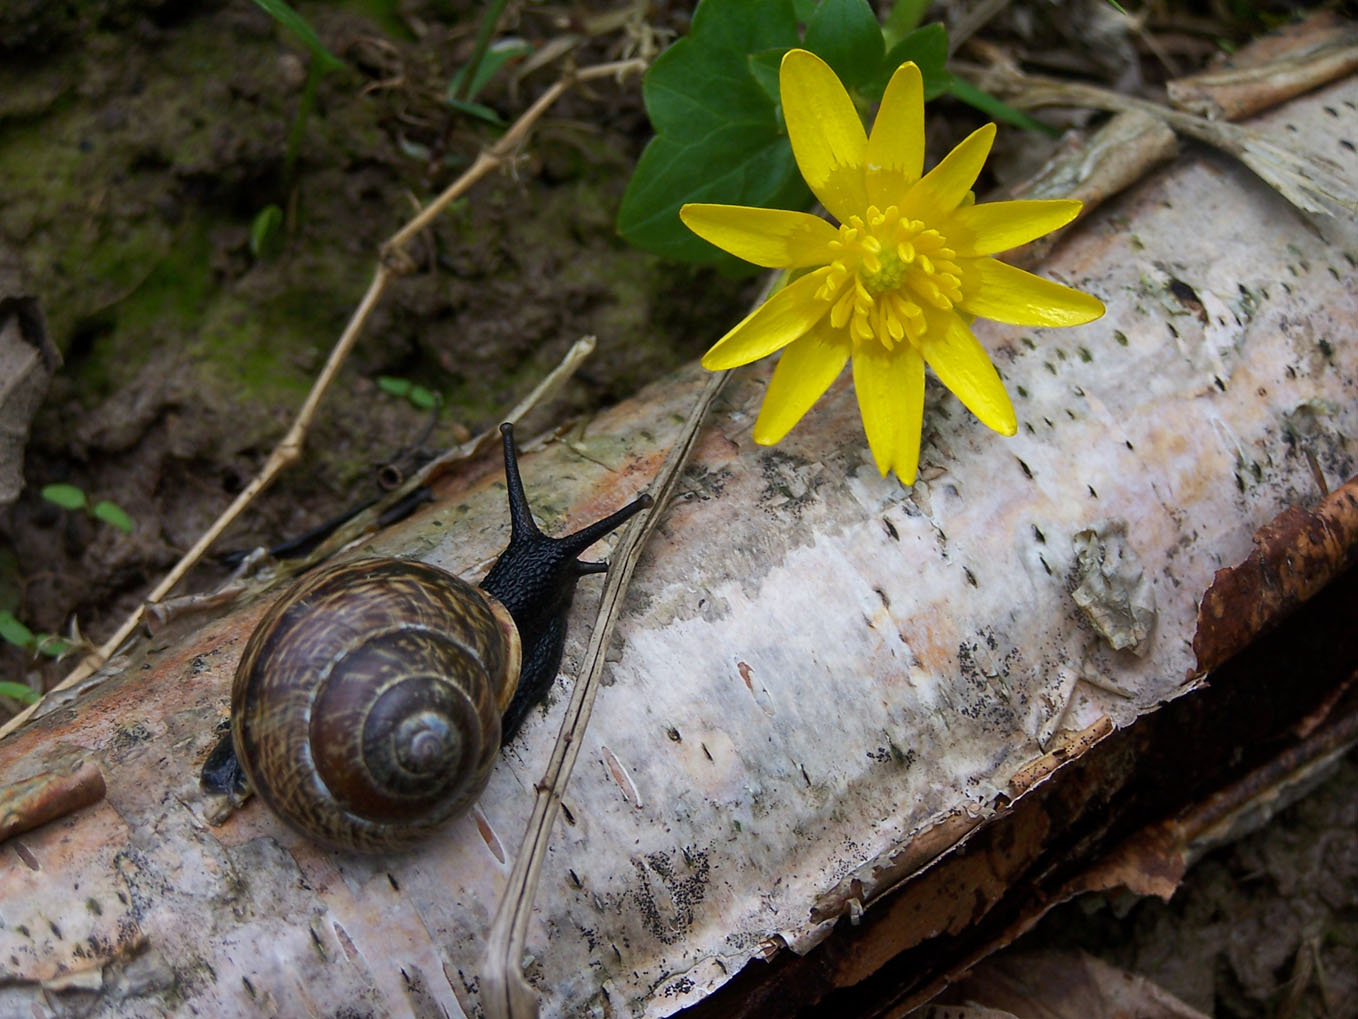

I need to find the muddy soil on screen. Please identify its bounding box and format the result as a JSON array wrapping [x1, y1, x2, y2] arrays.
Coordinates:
[[0, 0, 754, 684]]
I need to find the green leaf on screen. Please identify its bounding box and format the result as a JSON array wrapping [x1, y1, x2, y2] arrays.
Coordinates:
[[0, 681, 39, 704], [251, 0, 345, 72], [946, 76, 1061, 136], [92, 501, 134, 533], [250, 204, 284, 259], [446, 97, 504, 125], [747, 49, 785, 108], [869, 23, 951, 100], [794, 0, 818, 22], [447, 39, 532, 104], [620, 131, 810, 267], [803, 0, 885, 90], [0, 610, 34, 648], [618, 0, 803, 264], [882, 0, 930, 44], [377, 375, 412, 397], [33, 634, 71, 658], [407, 386, 439, 410], [41, 483, 86, 510]]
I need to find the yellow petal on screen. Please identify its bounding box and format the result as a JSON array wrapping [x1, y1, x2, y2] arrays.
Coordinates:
[[901, 123, 996, 219], [960, 257, 1106, 327], [752, 322, 850, 444], [701, 271, 830, 370], [945, 199, 1082, 257], [780, 49, 869, 224], [865, 61, 925, 209], [920, 311, 1016, 435], [680, 204, 839, 268], [852, 341, 925, 481]]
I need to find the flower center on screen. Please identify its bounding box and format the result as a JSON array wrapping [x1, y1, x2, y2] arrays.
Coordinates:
[[815, 205, 964, 351]]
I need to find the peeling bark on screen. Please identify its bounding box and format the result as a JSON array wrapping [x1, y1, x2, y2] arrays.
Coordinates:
[[0, 71, 1355, 1019]]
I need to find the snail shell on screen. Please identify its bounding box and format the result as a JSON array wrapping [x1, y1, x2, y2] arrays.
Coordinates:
[[231, 557, 521, 852]]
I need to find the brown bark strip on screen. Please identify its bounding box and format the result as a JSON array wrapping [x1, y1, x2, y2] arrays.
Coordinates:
[[0, 757, 105, 842], [1167, 11, 1358, 121], [1192, 475, 1358, 676]]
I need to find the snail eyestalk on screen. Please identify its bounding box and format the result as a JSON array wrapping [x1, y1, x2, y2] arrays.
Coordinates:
[[480, 422, 652, 741]]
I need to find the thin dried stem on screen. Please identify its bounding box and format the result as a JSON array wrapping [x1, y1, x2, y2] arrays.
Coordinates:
[[480, 275, 781, 1019], [970, 64, 1358, 218], [0, 58, 646, 741]]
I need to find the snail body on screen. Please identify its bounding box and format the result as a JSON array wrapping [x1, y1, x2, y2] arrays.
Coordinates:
[[202, 424, 650, 852]]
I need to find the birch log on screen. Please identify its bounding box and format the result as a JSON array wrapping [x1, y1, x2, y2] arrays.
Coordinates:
[[1, 75, 1356, 1019]]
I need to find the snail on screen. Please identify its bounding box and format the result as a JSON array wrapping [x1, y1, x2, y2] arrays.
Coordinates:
[[200, 423, 651, 852]]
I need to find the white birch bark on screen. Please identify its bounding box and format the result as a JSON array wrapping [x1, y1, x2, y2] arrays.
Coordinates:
[[1, 75, 1355, 1019]]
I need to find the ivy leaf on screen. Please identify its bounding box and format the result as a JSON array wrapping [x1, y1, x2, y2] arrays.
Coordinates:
[[41, 483, 86, 510], [617, 0, 805, 266], [93, 500, 134, 533], [803, 0, 884, 90], [868, 23, 951, 100]]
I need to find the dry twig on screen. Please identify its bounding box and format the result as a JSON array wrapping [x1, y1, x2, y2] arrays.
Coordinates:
[[0, 58, 646, 740], [966, 62, 1358, 218], [479, 274, 778, 1019]]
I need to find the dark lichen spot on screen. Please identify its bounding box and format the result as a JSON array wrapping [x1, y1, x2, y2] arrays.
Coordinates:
[[666, 726, 682, 743], [1318, 339, 1334, 360], [1017, 458, 1033, 480], [1016, 385, 1028, 398], [1032, 525, 1046, 544], [1078, 346, 1092, 363], [1214, 376, 1226, 392], [701, 743, 713, 762], [882, 517, 899, 541], [1113, 330, 1128, 346], [1087, 485, 1098, 498]]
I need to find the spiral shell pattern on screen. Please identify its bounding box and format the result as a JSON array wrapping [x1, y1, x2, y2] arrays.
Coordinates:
[[231, 558, 520, 851]]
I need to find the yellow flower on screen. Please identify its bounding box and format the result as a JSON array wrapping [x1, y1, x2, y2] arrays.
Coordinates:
[[681, 49, 1105, 482]]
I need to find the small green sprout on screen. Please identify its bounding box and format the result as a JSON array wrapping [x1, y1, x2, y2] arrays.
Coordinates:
[[0, 609, 71, 668], [41, 484, 134, 533], [249, 0, 347, 258], [377, 375, 441, 411]]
